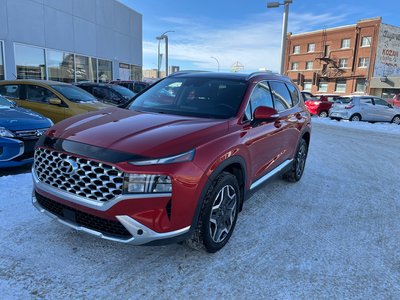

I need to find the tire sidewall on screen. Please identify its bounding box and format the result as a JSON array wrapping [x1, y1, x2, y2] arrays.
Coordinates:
[[201, 173, 240, 253], [294, 139, 308, 181]]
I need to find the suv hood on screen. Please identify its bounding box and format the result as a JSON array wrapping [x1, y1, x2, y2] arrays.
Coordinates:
[[47, 108, 229, 158], [0, 106, 51, 131]]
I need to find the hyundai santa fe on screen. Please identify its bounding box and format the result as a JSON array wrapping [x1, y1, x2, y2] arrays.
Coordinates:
[[32, 72, 311, 253]]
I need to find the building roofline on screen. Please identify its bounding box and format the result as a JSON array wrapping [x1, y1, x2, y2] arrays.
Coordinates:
[[290, 17, 382, 37]]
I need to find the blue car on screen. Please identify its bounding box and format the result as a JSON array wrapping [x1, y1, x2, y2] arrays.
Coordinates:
[[0, 95, 52, 168]]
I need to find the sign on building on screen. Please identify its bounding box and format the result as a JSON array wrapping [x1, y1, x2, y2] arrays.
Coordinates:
[[374, 23, 400, 77]]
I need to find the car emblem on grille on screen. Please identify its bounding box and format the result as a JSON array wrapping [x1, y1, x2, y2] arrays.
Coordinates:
[[35, 130, 45, 137], [57, 159, 78, 175]]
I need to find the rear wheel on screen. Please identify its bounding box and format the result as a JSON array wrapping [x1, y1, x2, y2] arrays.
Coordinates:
[[283, 138, 308, 182], [391, 115, 400, 125], [319, 110, 328, 118], [187, 172, 239, 253], [350, 114, 361, 122]]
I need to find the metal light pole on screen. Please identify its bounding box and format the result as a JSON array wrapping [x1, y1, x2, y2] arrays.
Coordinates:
[[267, 0, 292, 75], [211, 56, 220, 72], [156, 31, 174, 78]]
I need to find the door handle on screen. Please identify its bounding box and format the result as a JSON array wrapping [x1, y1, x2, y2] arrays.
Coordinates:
[[274, 120, 282, 128]]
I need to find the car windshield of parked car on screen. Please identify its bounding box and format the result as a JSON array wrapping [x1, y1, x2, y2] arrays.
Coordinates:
[[128, 77, 248, 119], [0, 95, 12, 108], [50, 85, 98, 103], [111, 85, 136, 99]]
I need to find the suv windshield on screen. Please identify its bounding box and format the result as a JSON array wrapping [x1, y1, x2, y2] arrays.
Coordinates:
[[51, 85, 97, 103], [128, 77, 248, 119], [0, 95, 12, 108], [111, 85, 136, 98]]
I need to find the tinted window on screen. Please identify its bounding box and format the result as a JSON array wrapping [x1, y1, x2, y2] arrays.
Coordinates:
[[269, 81, 292, 111], [51, 85, 97, 103], [373, 98, 389, 106], [111, 85, 135, 98], [0, 85, 20, 98], [360, 98, 373, 104], [286, 83, 300, 105], [26, 85, 56, 103], [245, 81, 273, 121], [129, 77, 248, 119]]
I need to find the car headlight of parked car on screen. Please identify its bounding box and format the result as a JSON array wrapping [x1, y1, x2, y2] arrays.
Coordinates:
[[0, 127, 15, 137], [129, 149, 195, 166], [123, 174, 172, 194]]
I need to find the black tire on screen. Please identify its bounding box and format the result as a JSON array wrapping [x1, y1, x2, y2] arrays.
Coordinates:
[[350, 114, 361, 122], [283, 138, 308, 182], [391, 115, 400, 125], [330, 117, 340, 121], [319, 110, 328, 118], [187, 172, 240, 253]]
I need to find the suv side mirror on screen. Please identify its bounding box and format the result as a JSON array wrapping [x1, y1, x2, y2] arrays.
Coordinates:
[[49, 98, 62, 105], [253, 106, 279, 121]]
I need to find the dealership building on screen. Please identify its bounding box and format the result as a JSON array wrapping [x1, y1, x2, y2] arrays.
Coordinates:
[[284, 17, 400, 99], [0, 0, 142, 83]]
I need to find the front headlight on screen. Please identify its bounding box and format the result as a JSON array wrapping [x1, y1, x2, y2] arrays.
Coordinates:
[[129, 149, 195, 166], [123, 174, 172, 194], [0, 127, 15, 138]]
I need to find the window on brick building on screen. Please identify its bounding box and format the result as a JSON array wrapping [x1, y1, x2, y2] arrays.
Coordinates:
[[305, 61, 313, 70], [339, 58, 348, 68], [341, 39, 351, 49], [361, 36, 372, 47], [291, 62, 298, 70], [318, 80, 328, 92], [303, 81, 312, 91], [358, 57, 369, 68], [335, 80, 347, 92], [307, 43, 315, 52], [293, 45, 300, 54], [355, 79, 366, 92]]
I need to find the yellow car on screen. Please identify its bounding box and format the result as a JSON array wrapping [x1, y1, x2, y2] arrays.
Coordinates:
[[0, 80, 111, 123]]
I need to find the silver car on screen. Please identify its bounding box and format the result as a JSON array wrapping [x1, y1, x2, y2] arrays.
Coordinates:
[[329, 95, 400, 124]]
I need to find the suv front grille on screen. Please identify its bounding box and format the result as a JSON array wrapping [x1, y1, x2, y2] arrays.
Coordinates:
[[34, 148, 124, 203], [35, 192, 132, 238]]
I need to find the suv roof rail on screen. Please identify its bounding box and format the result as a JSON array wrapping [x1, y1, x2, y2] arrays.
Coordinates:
[[247, 71, 281, 80], [169, 70, 209, 77]]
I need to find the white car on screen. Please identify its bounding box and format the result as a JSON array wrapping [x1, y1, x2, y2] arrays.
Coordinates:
[[329, 95, 400, 124]]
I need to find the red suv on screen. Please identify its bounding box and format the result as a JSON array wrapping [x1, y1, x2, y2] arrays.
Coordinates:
[[387, 94, 400, 108], [32, 72, 311, 252], [303, 93, 338, 117]]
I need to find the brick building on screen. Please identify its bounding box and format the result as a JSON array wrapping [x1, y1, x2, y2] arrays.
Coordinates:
[[284, 17, 400, 99]]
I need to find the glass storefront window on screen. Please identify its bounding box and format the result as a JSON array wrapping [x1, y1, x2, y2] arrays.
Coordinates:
[[76, 55, 97, 82], [47, 49, 75, 83], [131, 65, 142, 81], [15, 44, 46, 80], [0, 41, 4, 80], [98, 59, 112, 82]]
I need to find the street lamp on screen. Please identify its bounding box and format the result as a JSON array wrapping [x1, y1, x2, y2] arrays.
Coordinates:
[[156, 31, 174, 78], [210, 56, 220, 72], [267, 0, 293, 75]]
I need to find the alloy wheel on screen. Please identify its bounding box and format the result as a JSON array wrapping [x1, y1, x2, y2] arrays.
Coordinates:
[[393, 116, 400, 125], [209, 185, 237, 243], [295, 143, 307, 178]]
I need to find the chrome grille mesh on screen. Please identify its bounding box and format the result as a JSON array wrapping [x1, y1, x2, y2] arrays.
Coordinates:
[[34, 148, 124, 202]]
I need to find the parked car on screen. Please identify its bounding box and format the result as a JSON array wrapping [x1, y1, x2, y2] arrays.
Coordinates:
[[303, 93, 342, 117], [0, 95, 52, 168], [301, 91, 319, 101], [76, 82, 136, 106], [387, 93, 400, 108], [109, 80, 150, 94], [329, 95, 400, 124], [0, 80, 111, 123], [32, 71, 311, 253]]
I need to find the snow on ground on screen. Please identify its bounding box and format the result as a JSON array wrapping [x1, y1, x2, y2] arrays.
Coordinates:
[[312, 116, 400, 135], [0, 120, 400, 298]]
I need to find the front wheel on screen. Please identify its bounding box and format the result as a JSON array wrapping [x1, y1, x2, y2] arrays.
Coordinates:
[[283, 138, 308, 182], [188, 172, 240, 253]]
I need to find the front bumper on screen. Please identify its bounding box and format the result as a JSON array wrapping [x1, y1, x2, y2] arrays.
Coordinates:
[[32, 190, 191, 245]]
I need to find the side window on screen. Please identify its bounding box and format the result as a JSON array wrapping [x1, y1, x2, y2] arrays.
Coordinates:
[[373, 98, 389, 106], [360, 98, 373, 104], [244, 81, 273, 121], [269, 81, 292, 112], [285, 83, 300, 106], [26, 85, 56, 103], [92, 87, 108, 99], [0, 85, 20, 98]]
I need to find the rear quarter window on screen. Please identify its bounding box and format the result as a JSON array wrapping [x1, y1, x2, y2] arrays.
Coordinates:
[[0, 84, 20, 98]]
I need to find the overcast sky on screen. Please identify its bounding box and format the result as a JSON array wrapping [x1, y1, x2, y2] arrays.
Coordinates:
[[120, 0, 399, 72]]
